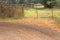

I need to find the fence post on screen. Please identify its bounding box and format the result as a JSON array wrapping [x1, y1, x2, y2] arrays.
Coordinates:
[[22, 4, 24, 18], [36, 5, 38, 18]]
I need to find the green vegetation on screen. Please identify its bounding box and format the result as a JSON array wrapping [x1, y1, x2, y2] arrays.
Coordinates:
[[55, 18, 60, 25], [2, 0, 57, 7], [24, 8, 60, 25], [24, 8, 60, 18]]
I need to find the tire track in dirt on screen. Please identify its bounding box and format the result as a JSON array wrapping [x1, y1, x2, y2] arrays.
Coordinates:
[[0, 22, 60, 40]]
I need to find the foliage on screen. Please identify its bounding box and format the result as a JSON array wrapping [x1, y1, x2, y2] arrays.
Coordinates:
[[0, 0, 58, 8]]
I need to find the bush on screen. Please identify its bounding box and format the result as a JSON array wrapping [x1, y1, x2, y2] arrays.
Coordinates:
[[0, 2, 24, 18]]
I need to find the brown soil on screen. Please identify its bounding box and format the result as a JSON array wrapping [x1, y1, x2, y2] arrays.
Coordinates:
[[0, 18, 60, 32], [0, 18, 60, 40]]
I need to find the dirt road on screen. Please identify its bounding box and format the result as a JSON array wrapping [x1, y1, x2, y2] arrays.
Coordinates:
[[0, 22, 60, 40]]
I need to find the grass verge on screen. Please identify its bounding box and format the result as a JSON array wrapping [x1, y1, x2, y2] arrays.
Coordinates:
[[54, 17, 60, 26]]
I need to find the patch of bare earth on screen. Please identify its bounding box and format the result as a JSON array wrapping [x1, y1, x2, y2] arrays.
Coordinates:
[[0, 18, 60, 32], [0, 18, 60, 40], [0, 23, 58, 40]]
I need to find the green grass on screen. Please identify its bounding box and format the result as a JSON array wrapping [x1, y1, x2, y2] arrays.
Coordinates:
[[0, 17, 22, 20], [24, 8, 36, 17], [55, 17, 60, 25], [24, 8, 60, 25], [24, 8, 60, 18]]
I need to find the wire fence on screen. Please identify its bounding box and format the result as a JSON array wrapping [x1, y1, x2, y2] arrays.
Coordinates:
[[0, 2, 60, 19]]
